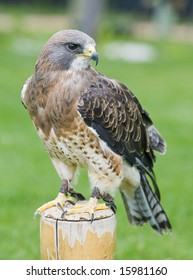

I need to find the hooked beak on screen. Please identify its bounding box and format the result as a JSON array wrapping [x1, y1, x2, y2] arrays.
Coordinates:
[[90, 51, 99, 66], [82, 46, 99, 66]]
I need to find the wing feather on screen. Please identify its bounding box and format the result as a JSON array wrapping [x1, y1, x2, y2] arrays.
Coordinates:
[[78, 76, 154, 169]]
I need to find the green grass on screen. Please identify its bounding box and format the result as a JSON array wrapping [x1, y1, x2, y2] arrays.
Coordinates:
[[0, 27, 193, 260]]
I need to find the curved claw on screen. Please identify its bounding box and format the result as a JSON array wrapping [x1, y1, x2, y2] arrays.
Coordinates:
[[57, 200, 76, 219], [65, 199, 76, 206], [105, 202, 117, 214], [61, 210, 68, 219], [57, 202, 67, 218], [90, 213, 95, 223], [57, 202, 64, 210]]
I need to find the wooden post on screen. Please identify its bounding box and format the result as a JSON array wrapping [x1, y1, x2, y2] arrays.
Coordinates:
[[40, 203, 116, 260]]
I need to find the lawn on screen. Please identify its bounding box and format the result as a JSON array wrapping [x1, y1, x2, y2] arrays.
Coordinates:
[[0, 17, 193, 259]]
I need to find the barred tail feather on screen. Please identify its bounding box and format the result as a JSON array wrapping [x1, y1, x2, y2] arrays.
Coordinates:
[[120, 190, 147, 226], [137, 173, 171, 234], [120, 174, 172, 234]]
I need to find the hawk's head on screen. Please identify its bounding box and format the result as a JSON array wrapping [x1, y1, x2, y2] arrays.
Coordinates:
[[36, 29, 98, 71]]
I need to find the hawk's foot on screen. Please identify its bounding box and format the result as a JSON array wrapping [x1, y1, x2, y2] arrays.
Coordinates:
[[34, 192, 76, 217], [34, 179, 84, 217], [60, 197, 109, 222], [60, 187, 116, 222], [92, 186, 117, 214]]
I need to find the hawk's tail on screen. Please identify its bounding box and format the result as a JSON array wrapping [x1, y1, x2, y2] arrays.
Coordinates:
[[120, 173, 172, 235]]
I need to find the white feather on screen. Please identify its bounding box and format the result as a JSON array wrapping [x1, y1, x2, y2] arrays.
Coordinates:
[[123, 163, 140, 187], [21, 76, 32, 104], [70, 56, 90, 71]]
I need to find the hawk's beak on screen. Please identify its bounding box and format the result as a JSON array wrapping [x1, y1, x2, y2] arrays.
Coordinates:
[[84, 46, 99, 66], [90, 51, 99, 66]]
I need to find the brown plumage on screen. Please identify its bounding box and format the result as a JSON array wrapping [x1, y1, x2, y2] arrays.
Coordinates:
[[22, 30, 171, 234]]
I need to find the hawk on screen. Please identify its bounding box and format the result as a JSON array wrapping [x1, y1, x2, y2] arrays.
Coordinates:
[[22, 30, 171, 234]]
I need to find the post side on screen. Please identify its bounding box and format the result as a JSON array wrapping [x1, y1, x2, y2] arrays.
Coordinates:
[[40, 205, 116, 260]]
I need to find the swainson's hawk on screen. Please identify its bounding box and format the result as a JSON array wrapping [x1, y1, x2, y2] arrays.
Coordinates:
[[22, 30, 171, 234]]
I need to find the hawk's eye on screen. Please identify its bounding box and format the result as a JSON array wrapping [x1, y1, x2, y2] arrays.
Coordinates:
[[67, 43, 79, 51]]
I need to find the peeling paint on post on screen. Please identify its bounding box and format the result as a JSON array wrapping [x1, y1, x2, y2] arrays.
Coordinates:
[[40, 205, 116, 260]]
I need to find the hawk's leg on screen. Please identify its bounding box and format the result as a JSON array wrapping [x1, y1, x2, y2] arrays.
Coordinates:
[[34, 179, 82, 217], [102, 193, 117, 214], [91, 187, 117, 216], [60, 187, 115, 222]]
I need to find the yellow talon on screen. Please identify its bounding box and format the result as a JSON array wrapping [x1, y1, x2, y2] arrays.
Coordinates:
[[64, 197, 109, 216], [34, 192, 76, 217]]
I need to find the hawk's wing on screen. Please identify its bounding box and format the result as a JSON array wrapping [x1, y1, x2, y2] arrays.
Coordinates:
[[78, 74, 162, 198]]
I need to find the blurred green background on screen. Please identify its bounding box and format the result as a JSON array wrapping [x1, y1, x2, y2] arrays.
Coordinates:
[[0, 0, 193, 260]]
